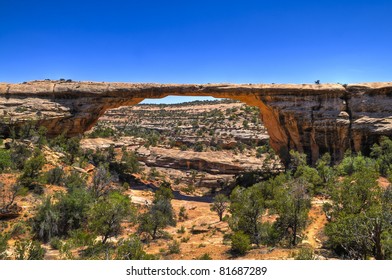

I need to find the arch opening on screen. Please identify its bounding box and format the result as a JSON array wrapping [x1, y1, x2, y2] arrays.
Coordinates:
[[82, 96, 282, 191]]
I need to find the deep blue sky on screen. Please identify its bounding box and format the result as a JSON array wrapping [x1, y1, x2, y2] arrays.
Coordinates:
[[1, 1, 391, 103]]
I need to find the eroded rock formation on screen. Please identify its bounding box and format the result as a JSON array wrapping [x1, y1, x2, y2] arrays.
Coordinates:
[[0, 80, 391, 164]]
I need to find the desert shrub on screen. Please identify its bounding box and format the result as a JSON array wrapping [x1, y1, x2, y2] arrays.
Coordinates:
[[370, 136, 392, 177], [337, 151, 376, 176], [180, 236, 190, 243], [64, 137, 81, 164], [122, 182, 130, 190], [231, 231, 251, 255], [54, 188, 93, 237], [49, 134, 81, 164], [177, 225, 186, 234], [315, 153, 335, 186], [148, 167, 160, 180], [167, 240, 181, 254], [36, 126, 48, 148], [17, 121, 37, 140], [10, 142, 32, 170], [178, 206, 188, 221], [79, 241, 109, 260], [0, 233, 10, 260], [50, 237, 62, 250], [242, 120, 249, 129], [294, 247, 315, 260], [64, 171, 87, 190], [180, 145, 188, 151], [32, 188, 92, 241], [145, 131, 160, 147], [289, 150, 307, 172], [182, 184, 195, 194], [0, 148, 11, 172], [256, 146, 267, 158], [119, 149, 140, 174], [293, 165, 322, 195], [18, 149, 45, 189], [89, 125, 116, 138], [68, 229, 96, 247], [115, 235, 156, 260], [197, 253, 212, 260], [44, 167, 65, 185], [193, 142, 205, 152], [14, 240, 46, 260], [31, 197, 60, 242], [10, 221, 28, 238], [58, 240, 74, 260]]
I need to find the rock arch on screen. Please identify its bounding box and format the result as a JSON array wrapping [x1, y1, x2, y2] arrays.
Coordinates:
[[1, 81, 391, 164]]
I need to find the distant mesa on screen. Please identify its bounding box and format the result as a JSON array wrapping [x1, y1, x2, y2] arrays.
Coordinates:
[[1, 80, 391, 164]]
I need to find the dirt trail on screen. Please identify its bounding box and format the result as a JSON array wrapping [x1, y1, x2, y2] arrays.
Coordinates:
[[304, 197, 328, 248]]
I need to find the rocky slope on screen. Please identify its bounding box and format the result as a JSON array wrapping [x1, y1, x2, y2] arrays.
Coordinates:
[[81, 101, 272, 189], [1, 80, 391, 163]]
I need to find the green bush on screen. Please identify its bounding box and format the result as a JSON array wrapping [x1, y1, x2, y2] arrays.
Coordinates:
[[10, 142, 32, 170], [55, 188, 93, 237], [120, 149, 140, 173], [337, 152, 376, 176], [178, 206, 188, 221], [14, 240, 46, 260], [89, 125, 116, 138], [68, 229, 95, 247], [325, 169, 392, 259], [10, 221, 27, 238], [115, 236, 156, 260], [294, 247, 315, 260], [32, 188, 92, 242], [177, 225, 186, 234], [44, 167, 65, 185], [167, 240, 181, 254], [18, 149, 45, 188], [31, 197, 60, 242], [180, 145, 188, 151], [229, 185, 265, 245], [0, 149, 11, 172], [193, 142, 205, 152], [197, 253, 212, 260], [231, 231, 251, 255], [64, 171, 87, 190], [0, 233, 10, 260], [50, 237, 62, 250], [371, 136, 392, 177]]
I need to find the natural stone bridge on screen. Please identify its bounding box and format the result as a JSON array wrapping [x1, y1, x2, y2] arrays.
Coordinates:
[[1, 81, 391, 164]]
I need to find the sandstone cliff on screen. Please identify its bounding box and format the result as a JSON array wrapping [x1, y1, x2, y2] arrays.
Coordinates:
[[0, 80, 391, 164]]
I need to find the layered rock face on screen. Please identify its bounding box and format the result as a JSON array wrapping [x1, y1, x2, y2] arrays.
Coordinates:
[[0, 81, 391, 163]]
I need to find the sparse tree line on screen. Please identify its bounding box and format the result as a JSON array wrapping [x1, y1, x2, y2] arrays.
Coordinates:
[[89, 102, 264, 154]]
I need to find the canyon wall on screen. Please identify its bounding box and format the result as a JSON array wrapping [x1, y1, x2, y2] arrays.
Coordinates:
[[0, 81, 391, 164]]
